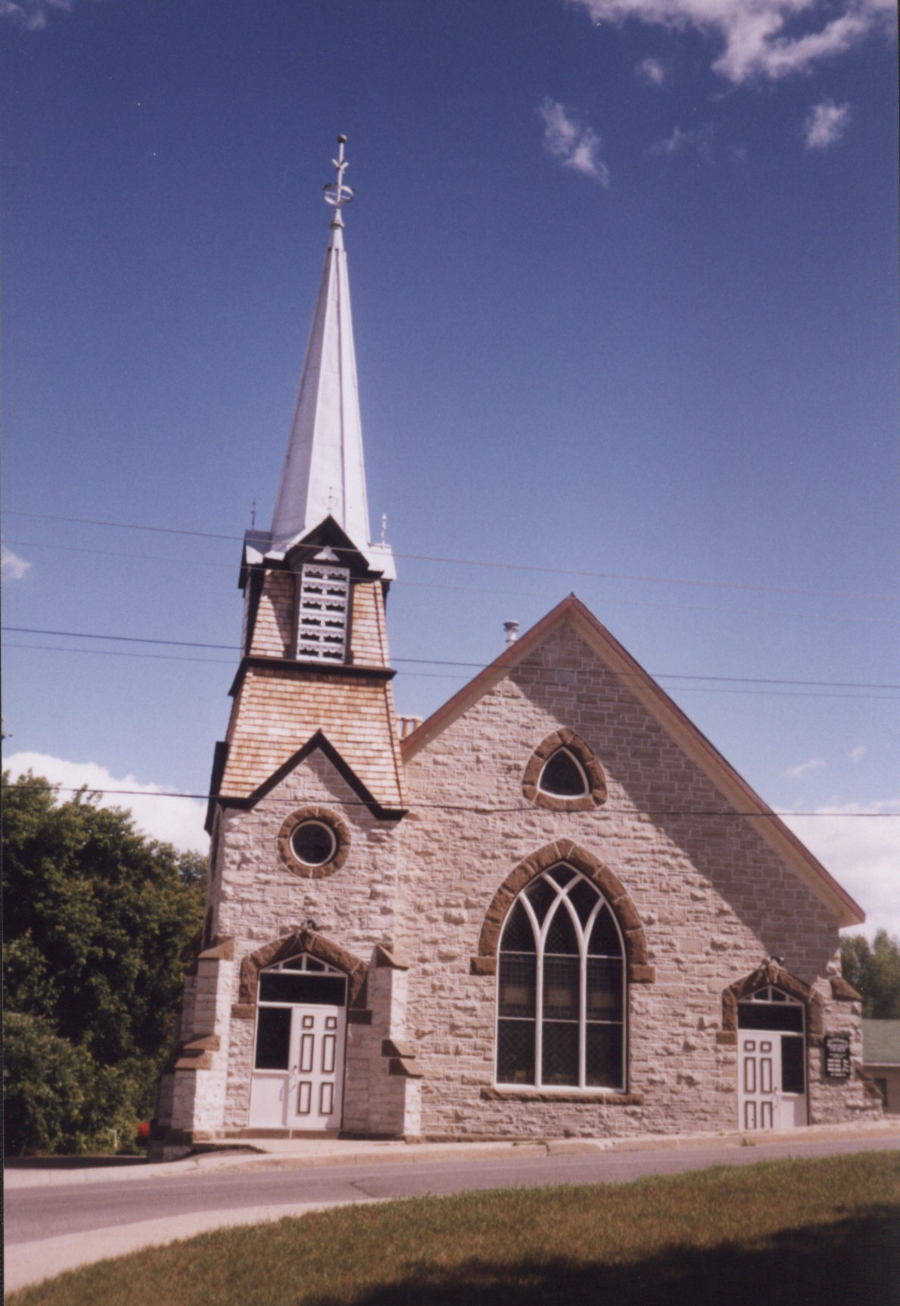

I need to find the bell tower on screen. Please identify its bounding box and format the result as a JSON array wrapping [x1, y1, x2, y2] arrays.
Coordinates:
[[212, 135, 404, 825], [157, 139, 413, 1152]]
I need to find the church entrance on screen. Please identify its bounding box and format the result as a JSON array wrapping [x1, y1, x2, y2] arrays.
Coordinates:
[[249, 954, 347, 1131], [737, 985, 807, 1130]]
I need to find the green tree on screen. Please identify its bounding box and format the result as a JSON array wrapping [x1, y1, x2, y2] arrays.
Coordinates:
[[840, 930, 900, 1019], [2, 772, 205, 1153]]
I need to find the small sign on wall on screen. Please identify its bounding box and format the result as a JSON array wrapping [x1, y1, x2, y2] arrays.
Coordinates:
[[824, 1033, 852, 1079]]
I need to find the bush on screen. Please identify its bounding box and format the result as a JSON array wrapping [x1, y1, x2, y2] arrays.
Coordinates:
[[2, 772, 205, 1153], [3, 1013, 138, 1154]]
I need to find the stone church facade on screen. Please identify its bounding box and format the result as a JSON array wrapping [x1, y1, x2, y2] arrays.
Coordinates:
[[154, 142, 880, 1153]]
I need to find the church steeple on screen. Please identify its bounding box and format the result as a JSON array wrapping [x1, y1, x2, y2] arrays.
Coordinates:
[[270, 137, 374, 561]]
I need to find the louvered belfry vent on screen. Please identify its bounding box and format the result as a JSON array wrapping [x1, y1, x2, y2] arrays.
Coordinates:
[[297, 563, 350, 662]]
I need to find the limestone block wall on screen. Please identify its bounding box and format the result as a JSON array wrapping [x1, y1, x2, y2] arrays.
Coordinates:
[[397, 623, 876, 1139], [191, 747, 408, 1135], [190, 955, 236, 1134], [342, 965, 415, 1136]]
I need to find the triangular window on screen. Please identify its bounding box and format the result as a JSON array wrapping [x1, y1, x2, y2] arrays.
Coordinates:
[[539, 749, 588, 798], [522, 729, 607, 810]]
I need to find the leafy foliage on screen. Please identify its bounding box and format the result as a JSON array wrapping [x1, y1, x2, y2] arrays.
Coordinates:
[[2, 772, 205, 1153], [840, 930, 900, 1019]]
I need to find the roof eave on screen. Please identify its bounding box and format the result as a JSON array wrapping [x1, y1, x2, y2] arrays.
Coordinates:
[[401, 594, 865, 928]]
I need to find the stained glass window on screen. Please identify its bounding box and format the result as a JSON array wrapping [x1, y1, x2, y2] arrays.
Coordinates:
[[496, 868, 625, 1090]]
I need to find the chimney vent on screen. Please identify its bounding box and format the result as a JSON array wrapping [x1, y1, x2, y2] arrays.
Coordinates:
[[504, 620, 519, 647]]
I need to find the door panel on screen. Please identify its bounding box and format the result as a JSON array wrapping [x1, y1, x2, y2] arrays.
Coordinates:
[[250, 1002, 346, 1130], [739, 1031, 805, 1130]]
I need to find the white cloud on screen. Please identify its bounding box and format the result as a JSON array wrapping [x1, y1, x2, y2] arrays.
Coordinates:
[[636, 55, 666, 85], [0, 0, 73, 30], [804, 98, 851, 149], [3, 751, 208, 852], [538, 98, 611, 186], [572, 1, 895, 84], [850, 745, 866, 765], [1, 546, 31, 580], [649, 123, 713, 159], [785, 757, 826, 779], [782, 800, 900, 940]]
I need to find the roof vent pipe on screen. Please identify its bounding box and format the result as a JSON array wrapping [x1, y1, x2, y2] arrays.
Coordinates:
[[504, 620, 519, 647]]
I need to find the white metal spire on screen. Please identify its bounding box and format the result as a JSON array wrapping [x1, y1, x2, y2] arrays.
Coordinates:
[[270, 136, 374, 559]]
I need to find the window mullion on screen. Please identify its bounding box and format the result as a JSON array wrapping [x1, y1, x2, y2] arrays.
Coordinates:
[[579, 929, 587, 1089], [535, 933, 544, 1088]]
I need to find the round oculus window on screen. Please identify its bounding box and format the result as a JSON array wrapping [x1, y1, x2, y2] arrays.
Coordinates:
[[278, 807, 349, 877], [290, 820, 337, 867]]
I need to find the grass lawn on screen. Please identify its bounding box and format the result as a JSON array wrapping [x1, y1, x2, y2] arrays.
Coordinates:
[[8, 1152, 899, 1306]]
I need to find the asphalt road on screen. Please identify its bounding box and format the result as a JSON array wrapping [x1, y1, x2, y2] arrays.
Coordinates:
[[7, 1133, 899, 1246]]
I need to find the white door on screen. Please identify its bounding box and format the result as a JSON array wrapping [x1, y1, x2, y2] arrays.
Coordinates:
[[739, 1031, 806, 1130], [250, 1003, 346, 1130]]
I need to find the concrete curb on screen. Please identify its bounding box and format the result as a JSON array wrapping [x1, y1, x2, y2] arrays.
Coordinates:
[[6, 1119, 898, 1188]]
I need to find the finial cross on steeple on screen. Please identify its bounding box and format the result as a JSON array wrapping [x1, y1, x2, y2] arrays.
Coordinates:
[[323, 134, 353, 224]]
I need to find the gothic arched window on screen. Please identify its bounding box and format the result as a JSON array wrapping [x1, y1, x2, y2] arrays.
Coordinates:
[[496, 866, 625, 1090]]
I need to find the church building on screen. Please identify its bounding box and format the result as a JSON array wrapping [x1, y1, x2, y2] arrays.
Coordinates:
[[155, 140, 880, 1152]]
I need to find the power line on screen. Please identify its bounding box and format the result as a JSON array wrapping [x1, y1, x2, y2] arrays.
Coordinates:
[[5, 539, 234, 570], [8, 537, 897, 629], [5, 625, 238, 651], [5, 641, 898, 700], [5, 625, 899, 692], [2, 642, 235, 666], [2, 780, 897, 818], [6, 508, 898, 603]]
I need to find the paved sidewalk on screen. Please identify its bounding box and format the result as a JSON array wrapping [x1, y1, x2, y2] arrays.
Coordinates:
[[6, 1117, 898, 1189], [5, 1120, 898, 1296]]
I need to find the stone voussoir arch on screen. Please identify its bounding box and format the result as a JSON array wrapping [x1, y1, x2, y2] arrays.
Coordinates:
[[522, 728, 607, 812], [719, 958, 822, 1047], [472, 840, 654, 983], [233, 927, 368, 1018]]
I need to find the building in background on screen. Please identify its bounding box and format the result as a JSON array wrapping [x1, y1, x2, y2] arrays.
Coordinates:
[[154, 141, 881, 1153], [862, 1019, 900, 1113]]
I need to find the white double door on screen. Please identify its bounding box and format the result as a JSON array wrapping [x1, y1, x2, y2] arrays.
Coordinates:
[[250, 1003, 346, 1130], [739, 1031, 806, 1130]]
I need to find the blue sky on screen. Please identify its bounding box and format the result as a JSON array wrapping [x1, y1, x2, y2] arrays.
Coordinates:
[[2, 0, 897, 935]]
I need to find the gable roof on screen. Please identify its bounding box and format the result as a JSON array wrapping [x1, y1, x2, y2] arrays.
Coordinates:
[[219, 663, 406, 814], [240, 730, 406, 821], [401, 594, 864, 928]]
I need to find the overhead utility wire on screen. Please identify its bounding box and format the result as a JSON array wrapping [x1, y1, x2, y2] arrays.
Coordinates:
[[2, 780, 897, 819], [6, 509, 897, 603], [5, 641, 897, 699], [5, 625, 899, 692], [7, 538, 897, 629]]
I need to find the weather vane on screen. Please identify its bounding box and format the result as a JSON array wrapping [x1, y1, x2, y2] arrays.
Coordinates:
[[323, 134, 353, 221]]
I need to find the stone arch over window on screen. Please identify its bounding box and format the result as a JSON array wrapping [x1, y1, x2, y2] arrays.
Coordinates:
[[522, 729, 607, 811], [233, 928, 368, 1018], [473, 841, 654, 984], [495, 864, 626, 1090], [719, 958, 823, 1047]]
